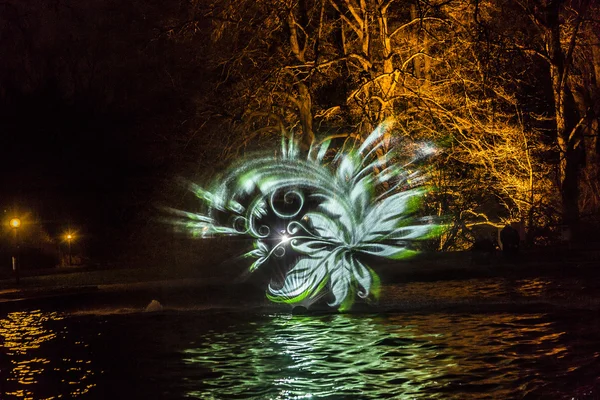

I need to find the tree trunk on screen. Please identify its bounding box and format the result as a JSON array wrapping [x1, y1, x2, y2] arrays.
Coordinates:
[[288, 5, 315, 149], [544, 0, 586, 237], [297, 82, 315, 149]]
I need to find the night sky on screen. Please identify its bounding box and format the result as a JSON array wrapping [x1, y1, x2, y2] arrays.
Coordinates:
[[0, 0, 202, 259], [0, 89, 154, 258]]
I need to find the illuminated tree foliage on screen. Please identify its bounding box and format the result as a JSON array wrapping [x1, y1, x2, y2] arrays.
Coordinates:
[[165, 0, 592, 247], [493, 0, 600, 236]]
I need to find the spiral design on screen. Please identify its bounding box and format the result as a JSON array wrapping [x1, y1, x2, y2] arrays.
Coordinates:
[[171, 119, 439, 311], [270, 189, 305, 219]]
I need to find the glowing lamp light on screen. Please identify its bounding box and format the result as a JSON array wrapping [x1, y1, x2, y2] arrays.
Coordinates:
[[9, 218, 21, 229], [64, 232, 75, 243], [64, 231, 75, 266]]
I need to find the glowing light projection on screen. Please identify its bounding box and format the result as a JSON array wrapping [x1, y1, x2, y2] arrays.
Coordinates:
[[168, 121, 439, 310]]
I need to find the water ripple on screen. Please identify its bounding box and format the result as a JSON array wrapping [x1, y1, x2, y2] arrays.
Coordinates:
[[1, 278, 600, 399]]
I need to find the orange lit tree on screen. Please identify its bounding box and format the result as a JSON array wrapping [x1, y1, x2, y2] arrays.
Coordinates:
[[165, 0, 597, 247], [489, 0, 600, 238]]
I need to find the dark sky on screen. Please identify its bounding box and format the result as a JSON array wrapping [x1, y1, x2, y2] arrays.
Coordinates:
[[0, 0, 237, 259], [0, 90, 147, 254], [0, 0, 198, 257]]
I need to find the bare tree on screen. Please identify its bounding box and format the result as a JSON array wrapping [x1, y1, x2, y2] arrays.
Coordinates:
[[169, 0, 585, 247], [502, 0, 599, 237]]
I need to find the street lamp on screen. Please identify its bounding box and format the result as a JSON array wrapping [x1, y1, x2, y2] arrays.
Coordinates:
[[10, 218, 21, 229], [9, 217, 21, 284], [65, 233, 74, 266]]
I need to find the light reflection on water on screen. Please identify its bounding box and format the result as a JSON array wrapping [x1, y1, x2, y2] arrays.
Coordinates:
[[385, 277, 556, 301], [0, 310, 96, 398], [184, 313, 456, 399], [0, 277, 600, 399], [181, 312, 598, 399]]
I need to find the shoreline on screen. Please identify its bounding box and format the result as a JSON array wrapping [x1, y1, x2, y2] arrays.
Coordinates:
[[1, 247, 599, 311]]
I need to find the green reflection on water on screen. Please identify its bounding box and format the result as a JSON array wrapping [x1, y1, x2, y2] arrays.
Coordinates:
[[183, 314, 455, 399]]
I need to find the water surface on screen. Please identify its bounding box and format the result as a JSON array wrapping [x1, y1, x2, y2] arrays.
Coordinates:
[[1, 276, 600, 399]]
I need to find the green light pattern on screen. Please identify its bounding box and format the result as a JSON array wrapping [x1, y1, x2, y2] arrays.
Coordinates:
[[182, 313, 454, 399], [169, 120, 439, 310]]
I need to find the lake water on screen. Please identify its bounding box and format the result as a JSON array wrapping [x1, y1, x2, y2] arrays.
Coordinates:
[[1, 274, 600, 399]]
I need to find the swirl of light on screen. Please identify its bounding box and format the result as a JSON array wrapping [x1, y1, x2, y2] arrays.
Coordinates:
[[270, 189, 305, 219], [167, 119, 440, 311]]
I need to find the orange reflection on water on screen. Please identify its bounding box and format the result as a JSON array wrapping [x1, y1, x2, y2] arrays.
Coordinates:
[[0, 310, 60, 398], [0, 311, 61, 355], [0, 310, 96, 398], [514, 278, 551, 297]]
